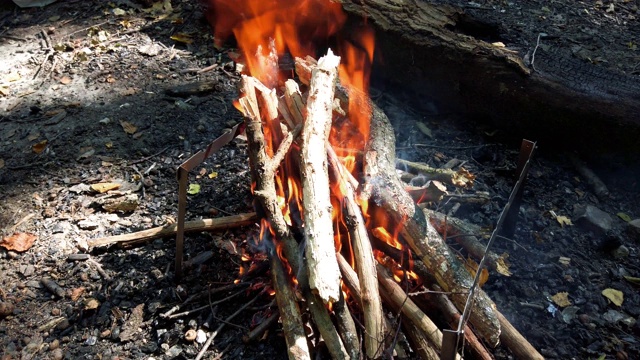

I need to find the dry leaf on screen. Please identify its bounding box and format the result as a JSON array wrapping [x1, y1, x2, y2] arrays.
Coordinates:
[[70, 287, 86, 301], [556, 215, 572, 227], [558, 257, 571, 266], [208, 171, 218, 179], [170, 33, 194, 44], [59, 76, 72, 85], [0, 159, 4, 169], [416, 122, 433, 138], [551, 292, 572, 307], [623, 276, 640, 285], [91, 182, 121, 193], [0, 232, 37, 252], [495, 253, 512, 276], [602, 288, 624, 306], [84, 298, 100, 310], [32, 140, 48, 154], [463, 257, 489, 287], [617, 212, 631, 222], [5, 72, 21, 82], [119, 120, 138, 134]]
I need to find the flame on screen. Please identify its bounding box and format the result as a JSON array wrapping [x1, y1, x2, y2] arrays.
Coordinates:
[[209, 0, 422, 301], [208, 0, 345, 86]]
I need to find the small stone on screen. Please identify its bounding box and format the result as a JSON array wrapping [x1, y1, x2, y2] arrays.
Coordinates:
[[51, 308, 61, 316], [150, 268, 164, 281], [100, 329, 111, 338], [49, 339, 60, 350], [166, 345, 182, 357], [78, 219, 100, 230], [627, 219, 640, 241], [195, 329, 207, 344], [6, 251, 19, 259], [50, 348, 64, 360], [0, 302, 15, 317], [56, 319, 71, 330], [574, 204, 613, 234], [612, 245, 630, 259]]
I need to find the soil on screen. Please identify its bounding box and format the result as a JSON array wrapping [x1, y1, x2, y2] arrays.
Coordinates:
[[0, 1, 639, 360]]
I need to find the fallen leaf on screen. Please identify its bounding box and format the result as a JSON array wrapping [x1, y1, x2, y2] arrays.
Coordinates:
[[623, 276, 640, 285], [119, 120, 138, 134], [170, 33, 194, 44], [187, 184, 201, 195], [602, 288, 624, 306], [556, 215, 573, 227], [199, 168, 207, 176], [70, 287, 86, 301], [551, 292, 572, 307], [32, 140, 48, 154], [105, 142, 113, 149], [0, 233, 37, 252], [59, 76, 72, 85], [84, 298, 100, 310], [416, 122, 433, 138], [91, 182, 121, 193], [5, 72, 21, 82], [558, 256, 571, 266], [0, 159, 4, 169], [463, 257, 489, 287], [617, 212, 631, 222], [208, 171, 218, 179], [495, 252, 511, 276]]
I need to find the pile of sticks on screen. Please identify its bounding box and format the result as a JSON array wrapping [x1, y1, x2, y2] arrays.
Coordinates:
[[237, 43, 543, 360]]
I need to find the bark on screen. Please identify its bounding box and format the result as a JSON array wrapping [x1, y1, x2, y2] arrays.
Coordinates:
[[339, 0, 640, 152]]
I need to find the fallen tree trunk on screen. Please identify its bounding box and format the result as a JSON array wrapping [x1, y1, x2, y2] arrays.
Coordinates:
[[339, 0, 640, 153]]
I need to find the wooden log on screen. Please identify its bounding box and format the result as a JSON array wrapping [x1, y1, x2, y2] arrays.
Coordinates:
[[328, 146, 385, 359], [425, 285, 494, 360], [333, 290, 361, 360], [299, 50, 343, 306], [360, 103, 501, 347], [424, 209, 511, 276], [396, 159, 474, 188], [88, 213, 257, 248], [376, 263, 460, 360], [270, 252, 311, 360], [400, 316, 440, 360], [240, 76, 348, 360], [339, 0, 640, 153]]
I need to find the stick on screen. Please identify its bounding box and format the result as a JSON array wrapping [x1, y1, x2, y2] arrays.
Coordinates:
[[88, 213, 257, 247], [328, 146, 385, 358], [242, 309, 280, 343], [376, 264, 460, 359], [194, 290, 264, 360], [299, 49, 342, 305], [240, 76, 348, 360], [395, 158, 475, 188], [270, 252, 311, 360]]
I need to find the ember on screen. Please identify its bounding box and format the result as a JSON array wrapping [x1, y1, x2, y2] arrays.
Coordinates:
[[203, 0, 544, 359]]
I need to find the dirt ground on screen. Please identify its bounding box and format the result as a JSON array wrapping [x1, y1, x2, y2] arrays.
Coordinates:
[[0, 0, 639, 359]]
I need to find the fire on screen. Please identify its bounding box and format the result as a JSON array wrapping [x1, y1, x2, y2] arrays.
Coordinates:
[[209, 0, 413, 297]]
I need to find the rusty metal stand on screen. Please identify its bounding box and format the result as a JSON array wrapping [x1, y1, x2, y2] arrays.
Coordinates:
[[175, 122, 245, 280]]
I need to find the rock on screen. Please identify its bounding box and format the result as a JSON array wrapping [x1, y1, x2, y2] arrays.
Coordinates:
[[574, 204, 613, 234], [0, 302, 15, 317], [50, 348, 64, 360], [165, 345, 182, 358], [195, 329, 207, 344], [627, 219, 640, 241], [612, 245, 630, 259], [77, 219, 100, 230]]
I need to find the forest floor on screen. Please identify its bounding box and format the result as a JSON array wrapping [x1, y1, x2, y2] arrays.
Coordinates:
[[0, 0, 639, 359]]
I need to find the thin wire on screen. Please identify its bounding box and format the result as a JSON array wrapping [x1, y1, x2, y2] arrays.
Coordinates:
[[455, 143, 536, 336]]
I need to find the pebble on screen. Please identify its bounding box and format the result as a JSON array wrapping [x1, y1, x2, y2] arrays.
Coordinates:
[[49, 339, 60, 350], [51, 308, 61, 316], [166, 345, 182, 357], [50, 348, 64, 360], [627, 219, 640, 240], [612, 245, 630, 259], [195, 329, 207, 344], [0, 302, 15, 317], [78, 219, 100, 230], [573, 204, 613, 234]]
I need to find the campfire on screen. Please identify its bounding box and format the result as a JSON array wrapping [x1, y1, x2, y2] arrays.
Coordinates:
[[205, 0, 543, 359]]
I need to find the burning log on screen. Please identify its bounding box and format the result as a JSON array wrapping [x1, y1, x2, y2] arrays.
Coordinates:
[[359, 101, 502, 346]]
